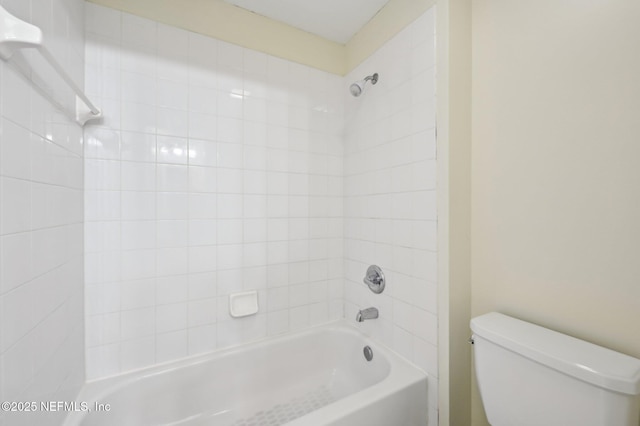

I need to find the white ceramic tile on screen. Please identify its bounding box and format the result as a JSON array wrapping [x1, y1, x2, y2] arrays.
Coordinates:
[[156, 303, 187, 333], [157, 55, 189, 84], [86, 282, 121, 314], [121, 101, 156, 133], [120, 278, 156, 311], [266, 286, 288, 312], [216, 269, 243, 297], [189, 219, 217, 246], [216, 320, 243, 348], [243, 195, 267, 218], [243, 219, 267, 243], [157, 247, 188, 276], [1, 337, 33, 400], [121, 132, 156, 162], [189, 65, 217, 89], [217, 68, 243, 95], [244, 145, 267, 170], [217, 244, 243, 270], [0, 177, 31, 235], [188, 166, 217, 193], [188, 140, 217, 167], [86, 344, 120, 380], [156, 276, 188, 305], [121, 161, 156, 191], [244, 122, 268, 147], [188, 324, 217, 355], [189, 112, 217, 141], [188, 299, 217, 327], [120, 336, 156, 371], [1, 65, 31, 129], [217, 117, 243, 144], [121, 221, 156, 250], [157, 193, 189, 220], [157, 136, 188, 164], [243, 243, 266, 267], [216, 219, 243, 244], [289, 306, 309, 331], [243, 266, 267, 290], [157, 164, 188, 192], [157, 107, 189, 137], [86, 313, 121, 347], [85, 127, 121, 160], [309, 302, 329, 326], [266, 310, 289, 336], [0, 283, 34, 352], [157, 220, 188, 247], [121, 249, 156, 281], [121, 307, 156, 340], [0, 233, 32, 293], [216, 169, 243, 194], [189, 193, 217, 219], [189, 85, 217, 114], [217, 194, 243, 218], [188, 245, 217, 274], [1, 119, 31, 180], [217, 142, 243, 169], [244, 97, 267, 123], [121, 192, 156, 220], [188, 272, 217, 300], [156, 330, 188, 363], [244, 170, 267, 194], [218, 91, 244, 119], [122, 71, 156, 105]]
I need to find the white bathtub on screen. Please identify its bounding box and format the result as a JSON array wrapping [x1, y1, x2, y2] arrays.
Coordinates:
[[65, 321, 428, 426]]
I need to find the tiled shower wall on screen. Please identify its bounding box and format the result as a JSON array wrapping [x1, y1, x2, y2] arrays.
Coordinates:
[[0, 0, 86, 424], [343, 8, 438, 422], [84, 4, 344, 379]]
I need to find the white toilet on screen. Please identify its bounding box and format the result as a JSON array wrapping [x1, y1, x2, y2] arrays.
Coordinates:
[[471, 312, 640, 426]]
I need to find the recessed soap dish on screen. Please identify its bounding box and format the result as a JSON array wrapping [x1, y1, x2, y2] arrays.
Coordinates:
[[229, 291, 258, 318]]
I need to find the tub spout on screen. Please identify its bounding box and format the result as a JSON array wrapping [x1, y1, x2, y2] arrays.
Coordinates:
[[356, 307, 378, 322]]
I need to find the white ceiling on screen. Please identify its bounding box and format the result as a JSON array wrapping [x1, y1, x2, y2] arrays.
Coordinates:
[[222, 0, 390, 44]]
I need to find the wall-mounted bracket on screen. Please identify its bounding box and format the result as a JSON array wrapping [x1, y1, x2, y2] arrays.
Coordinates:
[[0, 6, 101, 126]]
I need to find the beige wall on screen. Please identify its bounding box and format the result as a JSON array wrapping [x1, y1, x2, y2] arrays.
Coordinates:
[[87, 0, 346, 74], [437, 0, 472, 425], [346, 0, 436, 71], [471, 0, 640, 424], [87, 0, 436, 75]]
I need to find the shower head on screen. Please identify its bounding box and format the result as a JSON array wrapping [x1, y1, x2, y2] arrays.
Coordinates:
[[349, 73, 379, 97]]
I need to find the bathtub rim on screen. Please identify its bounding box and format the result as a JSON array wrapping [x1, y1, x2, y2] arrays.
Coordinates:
[[67, 320, 428, 425]]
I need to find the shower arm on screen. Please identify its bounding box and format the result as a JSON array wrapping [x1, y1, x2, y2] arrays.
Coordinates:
[[365, 73, 379, 85]]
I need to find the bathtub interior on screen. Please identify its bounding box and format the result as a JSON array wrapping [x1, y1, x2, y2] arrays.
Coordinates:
[[69, 324, 405, 426]]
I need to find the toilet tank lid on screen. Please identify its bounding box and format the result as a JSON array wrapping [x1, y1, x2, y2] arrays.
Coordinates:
[[471, 312, 640, 395]]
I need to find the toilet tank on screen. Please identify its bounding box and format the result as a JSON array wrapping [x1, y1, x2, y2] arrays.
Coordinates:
[[471, 312, 640, 426]]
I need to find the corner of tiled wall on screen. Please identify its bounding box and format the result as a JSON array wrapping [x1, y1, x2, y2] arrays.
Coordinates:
[[0, 0, 86, 425], [343, 7, 439, 423]]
